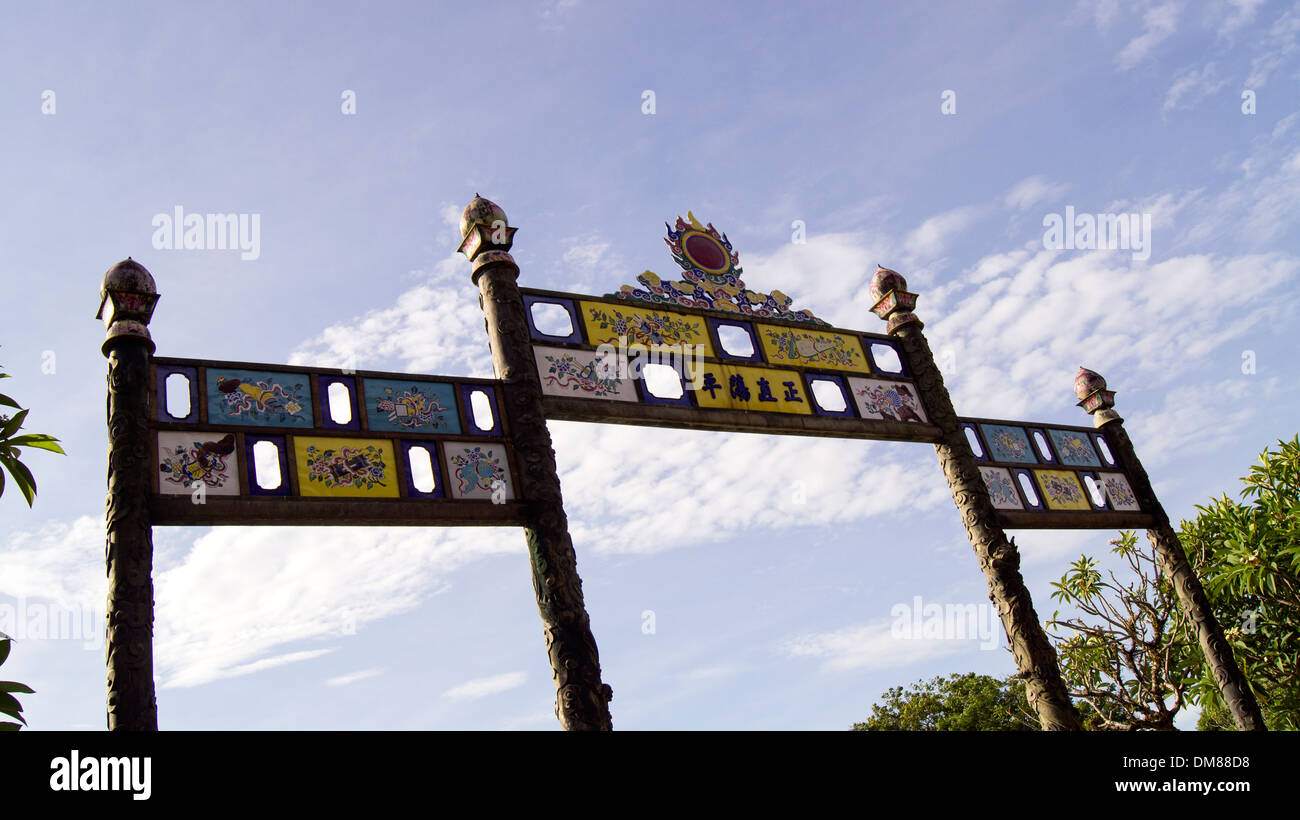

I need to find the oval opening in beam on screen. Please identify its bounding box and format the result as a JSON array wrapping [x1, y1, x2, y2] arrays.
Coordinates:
[[716, 325, 754, 357], [252, 440, 282, 490], [530, 302, 574, 337], [408, 446, 435, 493], [1033, 431, 1054, 461], [964, 426, 985, 458], [1017, 473, 1040, 507], [809, 379, 847, 412], [470, 390, 495, 431], [1094, 435, 1116, 466], [1084, 475, 1106, 507], [643, 363, 683, 399], [327, 382, 352, 425], [870, 343, 903, 374], [164, 373, 191, 419]]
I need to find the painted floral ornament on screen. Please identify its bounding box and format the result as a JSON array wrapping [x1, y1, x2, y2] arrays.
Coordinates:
[[609, 212, 829, 325]]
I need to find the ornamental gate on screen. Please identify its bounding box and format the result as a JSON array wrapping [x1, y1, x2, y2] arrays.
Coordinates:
[[97, 198, 1265, 731]]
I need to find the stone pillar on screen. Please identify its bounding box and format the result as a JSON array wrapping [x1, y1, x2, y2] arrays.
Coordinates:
[[870, 266, 1082, 731], [458, 196, 614, 730], [96, 258, 160, 731], [1075, 367, 1266, 731]]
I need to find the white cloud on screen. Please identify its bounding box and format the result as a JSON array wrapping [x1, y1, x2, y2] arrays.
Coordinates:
[[1162, 62, 1228, 112], [288, 257, 493, 378], [903, 205, 988, 262], [783, 618, 971, 671], [1003, 176, 1069, 211], [153, 525, 519, 688], [444, 670, 528, 700], [0, 515, 103, 610], [1115, 2, 1180, 71], [1246, 4, 1300, 88], [326, 667, 386, 687]]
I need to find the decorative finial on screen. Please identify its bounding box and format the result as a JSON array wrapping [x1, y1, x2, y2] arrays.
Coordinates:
[[457, 194, 518, 276], [1075, 366, 1119, 427], [868, 265, 920, 333], [97, 258, 159, 354]]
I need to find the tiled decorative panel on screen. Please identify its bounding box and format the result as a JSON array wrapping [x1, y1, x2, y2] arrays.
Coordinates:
[[533, 345, 639, 402], [1098, 472, 1140, 511], [294, 436, 401, 498], [578, 300, 714, 356], [755, 324, 869, 373], [959, 417, 1150, 526], [979, 424, 1038, 464], [150, 357, 520, 523], [157, 431, 240, 496], [363, 378, 461, 433], [443, 443, 514, 501], [980, 466, 1023, 510], [693, 364, 812, 414], [847, 377, 928, 423], [1034, 469, 1091, 511], [206, 368, 313, 427], [1047, 428, 1101, 467]]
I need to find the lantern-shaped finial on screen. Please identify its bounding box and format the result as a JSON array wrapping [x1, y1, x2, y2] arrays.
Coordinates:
[[868, 265, 921, 333], [458, 194, 518, 274], [97, 257, 159, 354], [1075, 366, 1119, 426]]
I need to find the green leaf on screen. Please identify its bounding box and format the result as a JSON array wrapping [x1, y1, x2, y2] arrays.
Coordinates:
[[0, 409, 27, 440], [0, 639, 9, 666], [0, 681, 34, 694], [5, 434, 64, 454], [0, 722, 22, 731], [0, 393, 19, 409], [1, 456, 36, 506], [0, 692, 26, 722]]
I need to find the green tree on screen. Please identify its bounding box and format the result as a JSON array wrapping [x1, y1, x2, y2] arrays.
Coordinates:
[[0, 365, 65, 505], [0, 635, 35, 730], [1181, 435, 1300, 730], [1046, 531, 1201, 730], [852, 673, 1039, 731]]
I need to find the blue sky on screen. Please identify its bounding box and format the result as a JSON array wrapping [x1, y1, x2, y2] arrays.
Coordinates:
[[2, 0, 1298, 730]]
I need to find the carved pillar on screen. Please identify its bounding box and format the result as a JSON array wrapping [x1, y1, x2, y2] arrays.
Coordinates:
[[870, 266, 1082, 731], [96, 258, 160, 731], [458, 196, 613, 730], [1075, 367, 1265, 731]]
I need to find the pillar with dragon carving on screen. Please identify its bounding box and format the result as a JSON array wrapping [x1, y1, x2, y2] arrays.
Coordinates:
[[458, 196, 614, 730], [870, 265, 1082, 731], [97, 258, 160, 731], [1075, 367, 1265, 731]]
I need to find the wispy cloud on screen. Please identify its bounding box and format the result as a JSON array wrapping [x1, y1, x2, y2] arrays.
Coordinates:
[[1163, 62, 1228, 113], [1115, 2, 1180, 70], [326, 667, 386, 687], [444, 671, 528, 700]]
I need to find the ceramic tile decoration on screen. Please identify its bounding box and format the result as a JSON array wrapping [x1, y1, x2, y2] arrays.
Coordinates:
[[363, 378, 461, 434], [1047, 428, 1101, 467], [692, 364, 813, 414], [442, 444, 515, 501], [1098, 472, 1141, 511], [979, 424, 1037, 463], [980, 466, 1023, 510], [846, 377, 928, 423], [607, 212, 829, 326], [157, 431, 240, 496], [578, 300, 714, 356], [756, 324, 870, 373], [294, 436, 400, 498], [1033, 469, 1091, 511], [533, 345, 639, 402], [206, 368, 313, 427]]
